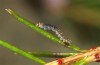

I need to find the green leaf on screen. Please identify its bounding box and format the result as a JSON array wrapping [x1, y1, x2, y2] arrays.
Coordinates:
[[74, 56, 94, 65], [5, 9, 81, 51], [0, 40, 46, 65], [74, 58, 87, 65], [29, 52, 78, 58]]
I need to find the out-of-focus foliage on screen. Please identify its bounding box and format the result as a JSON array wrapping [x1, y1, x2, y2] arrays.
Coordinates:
[[66, 0, 100, 28]]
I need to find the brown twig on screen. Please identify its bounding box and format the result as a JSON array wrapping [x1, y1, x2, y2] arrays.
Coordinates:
[[45, 47, 100, 65]]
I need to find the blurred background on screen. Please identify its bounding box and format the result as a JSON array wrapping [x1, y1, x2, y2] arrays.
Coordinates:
[[0, 0, 100, 65]]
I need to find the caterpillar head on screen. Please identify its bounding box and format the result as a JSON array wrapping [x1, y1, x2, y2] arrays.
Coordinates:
[[36, 22, 44, 28]]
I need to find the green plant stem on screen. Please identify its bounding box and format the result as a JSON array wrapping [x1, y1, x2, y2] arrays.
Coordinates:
[[5, 9, 81, 51], [29, 52, 78, 58], [0, 40, 46, 65], [74, 56, 94, 65]]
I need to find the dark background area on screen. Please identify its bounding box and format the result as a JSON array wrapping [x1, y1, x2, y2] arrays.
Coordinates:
[[0, 0, 100, 65]]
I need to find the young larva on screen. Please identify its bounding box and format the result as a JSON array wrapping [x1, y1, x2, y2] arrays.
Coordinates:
[[36, 22, 71, 46], [36, 22, 58, 30]]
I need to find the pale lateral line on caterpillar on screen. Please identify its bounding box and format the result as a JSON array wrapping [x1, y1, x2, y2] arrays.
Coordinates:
[[36, 22, 71, 46]]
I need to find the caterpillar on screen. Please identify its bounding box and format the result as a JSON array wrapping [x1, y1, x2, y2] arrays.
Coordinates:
[[36, 22, 71, 46]]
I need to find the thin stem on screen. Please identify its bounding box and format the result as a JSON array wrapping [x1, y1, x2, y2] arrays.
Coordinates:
[[0, 40, 46, 65], [5, 9, 81, 51], [74, 56, 94, 65], [29, 52, 78, 58]]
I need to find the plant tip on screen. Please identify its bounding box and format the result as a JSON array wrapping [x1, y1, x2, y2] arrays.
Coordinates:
[[5, 9, 12, 14]]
